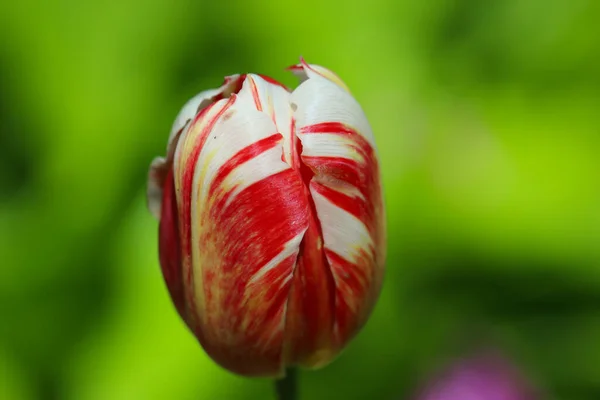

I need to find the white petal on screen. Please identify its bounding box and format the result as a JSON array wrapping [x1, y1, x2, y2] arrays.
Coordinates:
[[310, 184, 374, 262], [148, 75, 243, 220], [290, 68, 376, 147], [289, 60, 385, 279], [241, 74, 295, 167], [171, 76, 311, 373], [172, 76, 298, 319], [288, 58, 351, 93], [184, 82, 292, 210], [168, 74, 242, 158]]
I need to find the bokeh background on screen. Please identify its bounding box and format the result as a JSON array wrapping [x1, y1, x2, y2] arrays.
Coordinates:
[[1, 0, 599, 399]]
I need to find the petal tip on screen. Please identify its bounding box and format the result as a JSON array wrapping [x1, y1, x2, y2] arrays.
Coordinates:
[[147, 156, 168, 220], [286, 58, 351, 93], [285, 55, 306, 71]]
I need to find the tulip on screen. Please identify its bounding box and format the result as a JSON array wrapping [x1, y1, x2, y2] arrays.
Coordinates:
[[147, 58, 386, 377]]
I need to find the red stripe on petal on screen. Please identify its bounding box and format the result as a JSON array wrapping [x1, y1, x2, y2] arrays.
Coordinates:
[[285, 64, 302, 72], [325, 249, 369, 294], [302, 153, 379, 237], [300, 121, 360, 137], [289, 118, 298, 166], [283, 216, 336, 367], [310, 180, 368, 225], [295, 134, 315, 186], [180, 97, 235, 260], [299, 122, 382, 238], [300, 122, 370, 160], [191, 94, 224, 126], [285, 56, 307, 72], [280, 131, 337, 368], [325, 248, 373, 345], [241, 253, 297, 349], [198, 168, 309, 376], [248, 77, 262, 111], [299, 122, 376, 171], [208, 133, 283, 199], [210, 169, 307, 283], [178, 97, 236, 329], [257, 74, 290, 91], [302, 156, 363, 191], [159, 168, 186, 319]]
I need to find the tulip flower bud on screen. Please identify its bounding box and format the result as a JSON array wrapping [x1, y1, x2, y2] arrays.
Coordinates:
[[147, 58, 386, 377]]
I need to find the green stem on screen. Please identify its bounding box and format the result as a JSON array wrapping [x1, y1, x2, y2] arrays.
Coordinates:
[[275, 368, 297, 400]]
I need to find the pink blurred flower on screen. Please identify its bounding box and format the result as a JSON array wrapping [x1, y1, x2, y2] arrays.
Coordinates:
[[414, 350, 540, 400]]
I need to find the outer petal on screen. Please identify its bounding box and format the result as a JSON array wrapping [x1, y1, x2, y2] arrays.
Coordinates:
[[230, 74, 339, 371], [289, 61, 386, 350], [172, 76, 309, 377], [147, 156, 171, 219], [287, 57, 351, 93], [147, 75, 244, 219], [158, 167, 186, 319]]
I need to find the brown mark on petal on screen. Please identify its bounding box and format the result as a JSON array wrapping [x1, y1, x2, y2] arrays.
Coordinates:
[[221, 109, 235, 123]]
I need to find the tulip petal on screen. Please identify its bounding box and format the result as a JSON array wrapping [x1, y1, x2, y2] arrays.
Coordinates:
[[288, 57, 352, 93], [172, 76, 310, 376], [158, 167, 186, 319], [290, 62, 386, 347], [169, 74, 244, 153], [147, 75, 245, 219], [237, 76, 340, 369], [147, 156, 169, 219], [240, 74, 297, 167]]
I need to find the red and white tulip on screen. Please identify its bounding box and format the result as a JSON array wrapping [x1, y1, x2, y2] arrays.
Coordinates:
[[147, 59, 386, 377]]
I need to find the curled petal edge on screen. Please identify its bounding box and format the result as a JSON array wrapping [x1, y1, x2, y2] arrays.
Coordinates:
[[287, 57, 351, 93], [147, 74, 244, 219]]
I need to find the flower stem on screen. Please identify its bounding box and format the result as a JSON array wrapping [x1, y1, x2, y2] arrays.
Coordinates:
[[275, 368, 297, 400]]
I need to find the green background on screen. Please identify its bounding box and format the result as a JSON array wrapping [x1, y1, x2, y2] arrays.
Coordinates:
[[1, 0, 599, 399]]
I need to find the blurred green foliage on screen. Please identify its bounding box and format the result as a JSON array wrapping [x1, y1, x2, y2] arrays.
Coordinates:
[[1, 0, 599, 399]]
